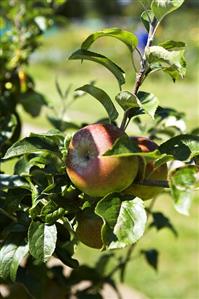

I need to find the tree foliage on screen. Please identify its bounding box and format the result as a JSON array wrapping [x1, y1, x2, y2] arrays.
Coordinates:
[[0, 1, 198, 298]]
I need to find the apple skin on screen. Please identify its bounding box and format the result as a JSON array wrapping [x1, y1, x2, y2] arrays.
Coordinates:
[[124, 136, 168, 200], [76, 208, 103, 249], [66, 123, 138, 197]]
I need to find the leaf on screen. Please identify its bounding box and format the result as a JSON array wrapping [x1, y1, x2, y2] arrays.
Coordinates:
[[81, 27, 138, 53], [0, 174, 30, 190], [47, 116, 79, 132], [69, 265, 101, 285], [17, 258, 48, 299], [3, 189, 30, 214], [159, 134, 199, 161], [69, 49, 125, 88], [0, 114, 17, 147], [141, 10, 155, 32], [154, 106, 185, 122], [0, 234, 28, 281], [116, 90, 158, 119], [28, 221, 57, 263], [154, 153, 173, 168], [149, 212, 178, 236], [103, 134, 161, 158], [55, 77, 64, 99], [141, 249, 159, 270], [169, 165, 199, 215], [20, 91, 47, 117], [96, 195, 147, 249], [137, 91, 159, 118], [76, 84, 118, 122], [41, 200, 65, 224], [55, 246, 79, 269], [146, 45, 186, 80], [151, 0, 184, 20], [115, 91, 139, 111], [3, 132, 64, 160], [95, 253, 114, 276], [139, 0, 153, 8], [159, 40, 186, 51]]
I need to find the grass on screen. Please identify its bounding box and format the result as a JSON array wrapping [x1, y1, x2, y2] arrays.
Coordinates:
[[2, 8, 199, 299]]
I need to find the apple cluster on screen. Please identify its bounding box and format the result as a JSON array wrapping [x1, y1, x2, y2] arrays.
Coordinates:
[[66, 123, 168, 248]]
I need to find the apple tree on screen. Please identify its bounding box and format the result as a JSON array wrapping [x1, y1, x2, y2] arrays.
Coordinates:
[[0, 0, 199, 298]]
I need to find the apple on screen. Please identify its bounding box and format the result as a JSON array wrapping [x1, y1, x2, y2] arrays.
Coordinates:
[[124, 136, 168, 200], [76, 208, 103, 249], [66, 123, 138, 197]]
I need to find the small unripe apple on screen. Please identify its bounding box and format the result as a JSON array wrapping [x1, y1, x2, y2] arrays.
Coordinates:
[[76, 208, 103, 249], [124, 136, 168, 200], [66, 123, 138, 197]]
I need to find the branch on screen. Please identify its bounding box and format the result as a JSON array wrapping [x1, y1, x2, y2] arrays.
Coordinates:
[[136, 179, 169, 188], [133, 19, 158, 95], [120, 19, 158, 131]]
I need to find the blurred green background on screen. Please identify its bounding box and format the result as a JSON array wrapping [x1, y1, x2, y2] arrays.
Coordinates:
[[3, 1, 199, 298]]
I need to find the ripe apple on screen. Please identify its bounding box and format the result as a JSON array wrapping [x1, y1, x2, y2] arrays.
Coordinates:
[[76, 208, 103, 249], [124, 136, 168, 200], [66, 123, 138, 197]]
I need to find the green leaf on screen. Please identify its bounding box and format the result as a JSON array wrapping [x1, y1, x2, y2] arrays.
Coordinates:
[[137, 91, 159, 119], [69, 265, 101, 284], [28, 221, 57, 263], [20, 91, 47, 117], [115, 91, 158, 119], [159, 134, 199, 161], [2, 189, 30, 214], [0, 174, 30, 190], [141, 249, 159, 271], [96, 195, 147, 249], [149, 212, 178, 236], [3, 131, 64, 160], [146, 45, 186, 80], [81, 27, 138, 53], [69, 49, 125, 88], [169, 165, 199, 216], [103, 134, 161, 158], [55, 246, 79, 268], [47, 116, 79, 132], [0, 114, 17, 148], [151, 0, 184, 20], [41, 200, 65, 224], [159, 40, 186, 51], [115, 91, 139, 111], [0, 234, 28, 281], [76, 84, 118, 122], [55, 77, 64, 99], [95, 253, 114, 276], [141, 10, 155, 32], [139, 0, 153, 7]]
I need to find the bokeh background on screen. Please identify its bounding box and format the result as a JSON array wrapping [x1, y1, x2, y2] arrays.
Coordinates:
[[1, 1, 199, 298]]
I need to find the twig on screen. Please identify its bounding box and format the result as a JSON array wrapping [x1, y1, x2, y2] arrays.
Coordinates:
[[120, 17, 158, 130], [136, 179, 169, 188]]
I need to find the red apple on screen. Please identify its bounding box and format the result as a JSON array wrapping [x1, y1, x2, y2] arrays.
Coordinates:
[[124, 136, 168, 200], [66, 123, 138, 197]]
